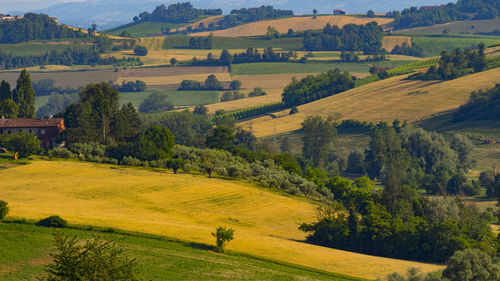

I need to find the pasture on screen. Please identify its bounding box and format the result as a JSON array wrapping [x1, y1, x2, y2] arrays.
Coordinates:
[[0, 42, 91, 55], [240, 67, 500, 137], [193, 16, 393, 37], [104, 21, 187, 38], [0, 160, 444, 279], [0, 223, 353, 281], [394, 18, 500, 35], [410, 35, 500, 56]]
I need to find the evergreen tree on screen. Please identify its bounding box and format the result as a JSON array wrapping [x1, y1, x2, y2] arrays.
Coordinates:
[[0, 80, 11, 101], [13, 70, 36, 118]]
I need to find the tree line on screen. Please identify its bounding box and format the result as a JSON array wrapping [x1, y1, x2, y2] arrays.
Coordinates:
[[0, 13, 89, 43], [409, 44, 487, 80], [218, 6, 294, 29], [134, 2, 221, 23], [303, 22, 384, 54]]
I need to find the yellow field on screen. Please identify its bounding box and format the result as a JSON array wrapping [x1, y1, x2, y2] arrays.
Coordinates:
[[0, 160, 443, 279], [241, 67, 500, 137], [193, 16, 393, 37], [178, 16, 224, 32], [382, 36, 412, 52]]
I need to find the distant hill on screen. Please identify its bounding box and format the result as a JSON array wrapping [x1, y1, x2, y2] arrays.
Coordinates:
[[18, 0, 447, 30]]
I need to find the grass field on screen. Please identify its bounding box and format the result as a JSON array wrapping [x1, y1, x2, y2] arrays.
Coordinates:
[[0, 42, 91, 55], [0, 222, 358, 281], [0, 160, 444, 279], [410, 35, 500, 56], [104, 21, 187, 38], [0, 69, 120, 88], [120, 90, 220, 107], [230, 60, 417, 75], [394, 18, 500, 35], [240, 67, 500, 137], [194, 16, 393, 37]]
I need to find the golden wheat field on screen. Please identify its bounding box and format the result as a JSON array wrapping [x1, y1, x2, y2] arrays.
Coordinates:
[[0, 160, 443, 279], [381, 36, 412, 52], [241, 67, 500, 137], [193, 16, 393, 37]]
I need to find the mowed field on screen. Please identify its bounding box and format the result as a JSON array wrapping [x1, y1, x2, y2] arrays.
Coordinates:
[[394, 18, 500, 35], [381, 36, 412, 52], [410, 35, 500, 56], [0, 161, 444, 279], [193, 16, 393, 37], [241, 67, 500, 137]]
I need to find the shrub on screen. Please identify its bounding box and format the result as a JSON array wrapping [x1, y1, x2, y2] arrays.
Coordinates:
[[36, 215, 68, 228], [289, 106, 299, 115], [133, 45, 148, 56], [0, 200, 8, 221], [212, 226, 235, 253], [0, 132, 41, 158], [48, 148, 75, 159], [120, 156, 142, 166], [248, 87, 266, 97]]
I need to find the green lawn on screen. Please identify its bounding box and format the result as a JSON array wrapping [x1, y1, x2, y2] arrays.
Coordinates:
[[120, 90, 220, 107], [0, 222, 362, 281], [0, 43, 91, 56], [410, 35, 500, 56], [230, 61, 416, 75], [162, 35, 303, 50]]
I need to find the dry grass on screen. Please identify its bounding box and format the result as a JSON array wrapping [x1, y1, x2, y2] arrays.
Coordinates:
[[193, 16, 393, 37], [0, 160, 443, 279], [382, 36, 412, 52], [241, 68, 500, 137], [179, 16, 224, 32]]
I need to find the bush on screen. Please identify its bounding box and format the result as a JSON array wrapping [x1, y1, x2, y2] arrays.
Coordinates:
[[289, 106, 299, 115], [0, 200, 8, 221], [36, 215, 68, 228], [212, 226, 235, 253], [248, 87, 266, 97], [0, 132, 41, 158], [48, 148, 75, 159], [133, 45, 148, 56]]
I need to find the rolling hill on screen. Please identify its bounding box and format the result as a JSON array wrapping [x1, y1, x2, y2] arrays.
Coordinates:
[[240, 67, 500, 137], [0, 160, 444, 280], [192, 15, 393, 37]]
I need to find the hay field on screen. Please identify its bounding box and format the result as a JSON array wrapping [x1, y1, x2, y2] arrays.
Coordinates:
[[0, 160, 443, 279], [241, 67, 500, 137], [382, 36, 412, 52], [193, 16, 393, 37]]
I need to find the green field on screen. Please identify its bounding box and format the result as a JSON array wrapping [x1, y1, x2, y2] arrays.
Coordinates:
[[105, 22, 187, 38], [394, 18, 500, 35], [0, 43, 91, 55], [0, 222, 357, 281], [162, 35, 303, 50], [410, 35, 500, 56], [120, 90, 220, 107], [310, 52, 342, 58], [230, 60, 417, 75]]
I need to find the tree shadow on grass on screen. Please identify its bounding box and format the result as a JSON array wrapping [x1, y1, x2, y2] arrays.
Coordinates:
[[186, 241, 215, 251]]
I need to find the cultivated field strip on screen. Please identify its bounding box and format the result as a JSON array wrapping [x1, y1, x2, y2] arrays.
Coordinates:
[[0, 161, 444, 279], [241, 67, 500, 137]]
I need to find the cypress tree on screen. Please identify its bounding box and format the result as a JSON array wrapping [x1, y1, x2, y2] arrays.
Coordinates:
[[14, 70, 36, 118], [0, 80, 11, 101]]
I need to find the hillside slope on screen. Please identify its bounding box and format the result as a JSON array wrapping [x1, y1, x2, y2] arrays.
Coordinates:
[[0, 161, 443, 279], [192, 16, 393, 37], [241, 67, 500, 137]]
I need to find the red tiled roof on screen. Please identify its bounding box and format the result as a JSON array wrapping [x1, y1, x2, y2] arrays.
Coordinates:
[[0, 118, 64, 128]]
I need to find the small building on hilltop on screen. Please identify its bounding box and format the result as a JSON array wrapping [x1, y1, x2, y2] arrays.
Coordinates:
[[0, 118, 65, 148], [334, 9, 346, 15]]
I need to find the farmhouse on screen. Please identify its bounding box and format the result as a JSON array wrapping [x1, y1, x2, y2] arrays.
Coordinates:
[[0, 118, 65, 148], [0, 14, 23, 21], [334, 9, 346, 15]]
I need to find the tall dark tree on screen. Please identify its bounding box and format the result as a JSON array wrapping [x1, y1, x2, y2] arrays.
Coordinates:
[[13, 70, 36, 118], [111, 103, 142, 142], [301, 116, 337, 167], [0, 80, 11, 101], [136, 125, 175, 161], [206, 126, 235, 151]]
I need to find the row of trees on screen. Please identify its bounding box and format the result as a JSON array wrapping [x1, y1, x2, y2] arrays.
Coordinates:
[[0, 70, 36, 118], [189, 36, 213, 49], [178, 75, 229, 91], [410, 45, 487, 80], [135, 2, 221, 23], [218, 6, 294, 29], [303, 22, 384, 54], [0, 48, 140, 70], [282, 69, 355, 106], [390, 42, 425, 57], [0, 13, 89, 43], [453, 83, 500, 122], [111, 80, 147, 92], [191, 48, 294, 68]]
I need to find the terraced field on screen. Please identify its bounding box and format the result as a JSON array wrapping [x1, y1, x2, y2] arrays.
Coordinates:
[[0, 160, 444, 279], [193, 16, 393, 37], [241, 67, 500, 137]]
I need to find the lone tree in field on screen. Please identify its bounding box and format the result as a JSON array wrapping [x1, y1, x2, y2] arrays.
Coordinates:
[[134, 45, 148, 56], [313, 9, 318, 19], [170, 57, 178, 65], [212, 226, 235, 253], [367, 10, 375, 18], [40, 232, 138, 281], [0, 200, 8, 221]]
